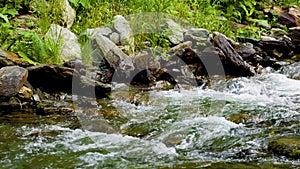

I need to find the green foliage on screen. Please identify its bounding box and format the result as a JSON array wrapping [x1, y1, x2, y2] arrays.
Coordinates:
[[1, 0, 299, 64], [10, 30, 62, 64]]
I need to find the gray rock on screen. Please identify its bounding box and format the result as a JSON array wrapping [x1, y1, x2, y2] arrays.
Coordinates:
[[109, 32, 120, 44], [261, 35, 277, 41], [0, 66, 28, 97], [165, 19, 184, 45], [185, 28, 210, 39], [45, 24, 81, 61], [270, 28, 288, 38], [234, 44, 256, 59], [168, 41, 192, 55], [84, 27, 113, 37], [133, 49, 160, 71], [112, 15, 134, 47], [93, 35, 134, 76], [61, 0, 75, 28]]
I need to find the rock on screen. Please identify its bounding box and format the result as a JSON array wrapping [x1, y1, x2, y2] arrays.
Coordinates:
[[45, 24, 81, 61], [0, 49, 20, 61], [0, 66, 28, 97], [227, 113, 254, 124], [288, 6, 300, 26], [91, 34, 134, 80], [261, 36, 277, 41], [168, 41, 192, 55], [213, 32, 255, 76], [112, 15, 134, 48], [129, 48, 161, 85], [290, 27, 300, 53], [27, 64, 76, 93], [109, 32, 120, 44], [150, 80, 174, 90], [72, 75, 111, 99], [27, 64, 111, 98], [0, 51, 16, 68], [84, 27, 113, 37], [0, 97, 22, 110], [257, 20, 271, 29], [234, 44, 256, 61], [63, 59, 86, 75], [165, 19, 185, 45], [0, 50, 33, 68], [18, 86, 33, 99], [290, 27, 300, 41], [185, 28, 210, 39], [133, 48, 160, 71], [184, 28, 210, 50], [270, 28, 289, 39], [268, 136, 300, 158], [278, 13, 297, 27], [258, 36, 295, 59], [80, 118, 116, 133], [61, 0, 75, 28]]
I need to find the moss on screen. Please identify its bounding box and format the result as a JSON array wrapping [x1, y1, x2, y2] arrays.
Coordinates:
[[268, 136, 300, 158], [227, 113, 254, 124]]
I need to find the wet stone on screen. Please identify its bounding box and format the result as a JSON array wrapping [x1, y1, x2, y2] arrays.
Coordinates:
[[268, 136, 300, 158], [0, 66, 28, 97]]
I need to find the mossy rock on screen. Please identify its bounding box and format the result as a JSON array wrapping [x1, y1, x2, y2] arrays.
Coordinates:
[[268, 136, 300, 158], [227, 113, 254, 124], [121, 121, 158, 138]]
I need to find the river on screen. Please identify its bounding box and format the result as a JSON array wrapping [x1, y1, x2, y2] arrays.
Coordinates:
[[0, 63, 299, 168]]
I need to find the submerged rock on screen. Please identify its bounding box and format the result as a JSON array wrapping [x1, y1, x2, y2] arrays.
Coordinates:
[[268, 136, 300, 158], [0, 66, 28, 97]]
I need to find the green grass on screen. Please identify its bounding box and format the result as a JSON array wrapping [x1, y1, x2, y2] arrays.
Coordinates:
[[0, 0, 299, 64]]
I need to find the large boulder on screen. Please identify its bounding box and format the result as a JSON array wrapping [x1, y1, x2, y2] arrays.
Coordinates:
[[27, 64, 111, 98], [27, 64, 76, 93], [0, 66, 28, 97], [45, 24, 81, 61], [213, 32, 255, 76], [91, 34, 134, 82]]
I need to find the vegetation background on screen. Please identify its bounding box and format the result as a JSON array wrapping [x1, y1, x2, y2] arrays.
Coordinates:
[[0, 0, 299, 64]]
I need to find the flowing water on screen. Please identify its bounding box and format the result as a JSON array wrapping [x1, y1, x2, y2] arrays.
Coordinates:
[[0, 64, 300, 168]]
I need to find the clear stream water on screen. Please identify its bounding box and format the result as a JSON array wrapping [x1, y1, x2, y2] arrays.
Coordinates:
[[0, 63, 300, 168]]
